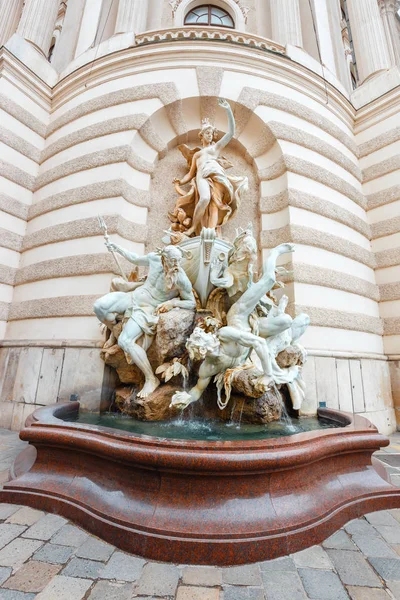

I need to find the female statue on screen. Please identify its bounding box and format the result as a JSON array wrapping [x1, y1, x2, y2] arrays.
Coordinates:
[[169, 98, 248, 238]]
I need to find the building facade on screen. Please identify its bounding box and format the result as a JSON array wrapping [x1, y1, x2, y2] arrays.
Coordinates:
[[0, 0, 400, 433]]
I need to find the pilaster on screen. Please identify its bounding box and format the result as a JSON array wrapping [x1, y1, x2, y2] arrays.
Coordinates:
[[270, 0, 303, 48], [379, 0, 400, 68], [16, 0, 60, 56], [115, 0, 148, 35], [0, 0, 24, 47]]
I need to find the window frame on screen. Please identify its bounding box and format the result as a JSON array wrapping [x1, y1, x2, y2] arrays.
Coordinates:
[[184, 4, 235, 29]]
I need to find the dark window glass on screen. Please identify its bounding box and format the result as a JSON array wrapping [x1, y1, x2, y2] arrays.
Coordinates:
[[184, 5, 234, 28]]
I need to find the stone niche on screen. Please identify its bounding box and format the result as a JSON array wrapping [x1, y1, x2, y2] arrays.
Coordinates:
[[146, 143, 260, 253]]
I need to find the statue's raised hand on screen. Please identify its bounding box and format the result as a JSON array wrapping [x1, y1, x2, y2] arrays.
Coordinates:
[[218, 98, 230, 110], [105, 241, 119, 253]]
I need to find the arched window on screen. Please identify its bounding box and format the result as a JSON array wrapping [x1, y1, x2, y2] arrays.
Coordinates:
[[184, 5, 235, 28]]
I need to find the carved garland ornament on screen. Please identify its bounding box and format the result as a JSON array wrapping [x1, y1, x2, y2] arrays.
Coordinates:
[[169, 0, 250, 21]]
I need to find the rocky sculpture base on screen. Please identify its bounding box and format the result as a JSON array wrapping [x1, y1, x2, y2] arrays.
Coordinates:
[[2, 402, 400, 566]]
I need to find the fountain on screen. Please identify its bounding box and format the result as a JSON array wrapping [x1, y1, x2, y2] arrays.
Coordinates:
[[1, 99, 399, 565]]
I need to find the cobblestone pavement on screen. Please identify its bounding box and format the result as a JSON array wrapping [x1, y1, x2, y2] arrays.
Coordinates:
[[0, 428, 399, 600]]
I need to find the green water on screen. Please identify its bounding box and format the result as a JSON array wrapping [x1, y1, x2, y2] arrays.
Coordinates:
[[63, 411, 342, 441]]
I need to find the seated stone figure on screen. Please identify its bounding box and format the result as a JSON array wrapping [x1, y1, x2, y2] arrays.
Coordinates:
[[94, 243, 196, 398]]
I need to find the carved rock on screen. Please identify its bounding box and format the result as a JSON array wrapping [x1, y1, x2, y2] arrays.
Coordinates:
[[116, 383, 181, 421], [230, 367, 266, 398], [151, 308, 196, 365], [276, 345, 304, 368]]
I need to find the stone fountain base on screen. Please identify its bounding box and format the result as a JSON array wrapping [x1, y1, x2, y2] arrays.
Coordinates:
[[1, 402, 400, 566]]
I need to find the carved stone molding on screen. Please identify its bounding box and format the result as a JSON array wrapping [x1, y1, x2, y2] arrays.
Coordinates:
[[135, 26, 285, 55]]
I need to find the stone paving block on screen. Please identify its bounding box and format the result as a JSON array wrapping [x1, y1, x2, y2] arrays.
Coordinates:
[[21, 514, 67, 541], [0, 506, 20, 521], [0, 525, 26, 550], [298, 568, 349, 600], [50, 524, 89, 547], [368, 557, 400, 581], [33, 542, 75, 565], [326, 549, 382, 587], [365, 511, 399, 527], [344, 518, 379, 537], [0, 566, 12, 585], [393, 545, 400, 556], [387, 581, 400, 598], [35, 575, 92, 600], [100, 552, 145, 582], [222, 564, 262, 585], [292, 545, 333, 569], [322, 530, 355, 550], [351, 533, 398, 558], [74, 537, 114, 562], [346, 587, 392, 599], [177, 586, 221, 600], [62, 557, 103, 579], [374, 524, 400, 544], [0, 591, 36, 599], [134, 562, 180, 596], [391, 474, 400, 486], [0, 538, 43, 569], [223, 587, 264, 600], [391, 509, 400, 524], [2, 560, 61, 593], [182, 566, 222, 586], [87, 580, 133, 599], [261, 570, 307, 600], [5, 508, 43, 527], [259, 557, 296, 572]]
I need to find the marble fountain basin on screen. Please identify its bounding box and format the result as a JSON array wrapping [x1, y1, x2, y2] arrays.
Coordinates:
[[1, 401, 400, 565]]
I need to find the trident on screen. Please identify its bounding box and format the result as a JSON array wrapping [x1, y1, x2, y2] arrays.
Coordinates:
[[97, 215, 128, 281]]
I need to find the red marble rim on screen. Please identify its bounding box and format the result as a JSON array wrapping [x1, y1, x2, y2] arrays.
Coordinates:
[[1, 402, 399, 565]]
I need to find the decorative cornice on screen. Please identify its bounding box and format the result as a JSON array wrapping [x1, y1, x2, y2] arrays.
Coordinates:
[[135, 27, 285, 55]]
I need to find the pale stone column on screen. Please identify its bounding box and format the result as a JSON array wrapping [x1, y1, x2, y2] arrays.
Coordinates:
[[16, 0, 60, 56], [346, 0, 392, 83], [115, 0, 148, 34], [0, 0, 24, 46], [379, 0, 400, 67], [270, 0, 303, 47]]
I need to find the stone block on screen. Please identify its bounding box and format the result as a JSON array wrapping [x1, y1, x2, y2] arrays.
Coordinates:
[[292, 545, 333, 569], [351, 533, 398, 558], [346, 587, 392, 600], [299, 355, 317, 416], [361, 359, 392, 413], [10, 404, 36, 432], [58, 348, 105, 411], [33, 543, 75, 565], [0, 538, 43, 569], [36, 349, 64, 406], [326, 549, 382, 587], [0, 591, 36, 599], [0, 403, 14, 429], [261, 570, 307, 599], [367, 557, 400, 581], [322, 530, 355, 550], [0, 524, 26, 550], [62, 557, 103, 579], [337, 359, 353, 413], [87, 581, 133, 599], [21, 514, 67, 541], [374, 523, 400, 544], [0, 349, 21, 403], [315, 356, 338, 410], [177, 586, 221, 600], [2, 560, 61, 592], [50, 524, 89, 547], [222, 564, 262, 585], [344, 518, 379, 537], [6, 508, 44, 527], [365, 511, 399, 527], [349, 359, 365, 413], [74, 537, 114, 562], [387, 581, 400, 598], [134, 562, 180, 596], [35, 575, 92, 600], [11, 348, 43, 405], [100, 552, 145, 582], [259, 557, 296, 572], [0, 505, 21, 521], [182, 566, 222, 586], [0, 565, 12, 585], [298, 568, 348, 600]]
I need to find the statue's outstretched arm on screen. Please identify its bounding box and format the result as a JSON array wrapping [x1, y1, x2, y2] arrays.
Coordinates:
[[177, 155, 197, 185], [105, 241, 150, 266], [215, 98, 235, 151]]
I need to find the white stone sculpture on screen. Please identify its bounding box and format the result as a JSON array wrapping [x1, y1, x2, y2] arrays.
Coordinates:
[[94, 243, 196, 398], [169, 98, 248, 237], [170, 243, 307, 410]]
